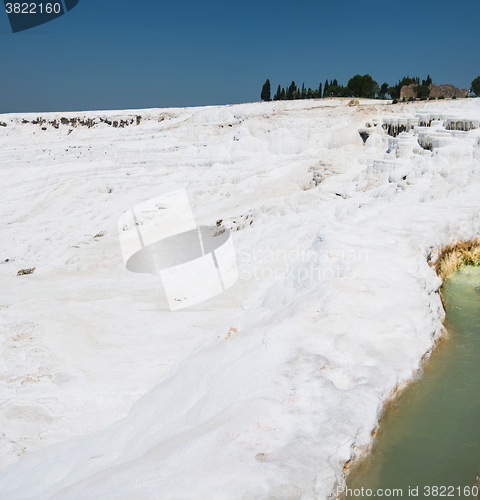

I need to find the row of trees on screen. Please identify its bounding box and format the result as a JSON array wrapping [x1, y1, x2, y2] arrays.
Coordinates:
[[261, 75, 380, 101], [261, 75, 480, 101]]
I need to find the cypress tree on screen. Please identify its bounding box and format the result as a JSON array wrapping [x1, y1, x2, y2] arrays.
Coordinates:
[[261, 79, 271, 101], [274, 85, 281, 101], [318, 83, 322, 98], [287, 81, 296, 100], [323, 79, 329, 97]]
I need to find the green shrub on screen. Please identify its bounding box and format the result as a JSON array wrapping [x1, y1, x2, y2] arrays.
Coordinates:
[[408, 96, 414, 102], [429, 96, 435, 100], [392, 98, 398, 104], [438, 95, 445, 99], [402, 97, 406, 102], [414, 84, 431, 99], [452, 95, 457, 99], [420, 96, 427, 100]]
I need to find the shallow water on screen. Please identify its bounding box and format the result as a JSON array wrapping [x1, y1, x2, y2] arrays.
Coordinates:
[[345, 266, 480, 499]]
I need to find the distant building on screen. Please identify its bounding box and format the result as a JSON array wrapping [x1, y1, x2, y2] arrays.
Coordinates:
[[400, 85, 417, 100], [400, 83, 468, 100]]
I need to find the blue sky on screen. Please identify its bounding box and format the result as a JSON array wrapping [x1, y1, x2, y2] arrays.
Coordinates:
[[1, 0, 478, 112]]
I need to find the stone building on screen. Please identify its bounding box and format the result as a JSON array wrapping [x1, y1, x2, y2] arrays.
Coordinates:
[[400, 84, 417, 100], [429, 83, 468, 99], [400, 82, 468, 100]]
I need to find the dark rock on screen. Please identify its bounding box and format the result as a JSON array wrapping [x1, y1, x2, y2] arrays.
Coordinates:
[[17, 268, 35, 276], [359, 130, 370, 143], [78, 118, 95, 128]]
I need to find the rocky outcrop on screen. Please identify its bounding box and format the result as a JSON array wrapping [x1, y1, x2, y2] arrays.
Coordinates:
[[429, 83, 468, 99], [10, 115, 143, 130], [400, 82, 468, 100], [400, 84, 417, 100]]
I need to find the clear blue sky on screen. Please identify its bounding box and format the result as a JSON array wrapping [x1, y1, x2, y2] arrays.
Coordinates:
[[1, 0, 478, 113]]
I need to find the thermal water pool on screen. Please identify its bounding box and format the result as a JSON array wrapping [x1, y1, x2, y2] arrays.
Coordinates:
[[345, 265, 480, 499]]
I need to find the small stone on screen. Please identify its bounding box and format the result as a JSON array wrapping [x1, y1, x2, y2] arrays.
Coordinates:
[[17, 268, 35, 276]]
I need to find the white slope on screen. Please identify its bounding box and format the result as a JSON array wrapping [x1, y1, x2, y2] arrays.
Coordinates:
[[0, 97, 479, 499]]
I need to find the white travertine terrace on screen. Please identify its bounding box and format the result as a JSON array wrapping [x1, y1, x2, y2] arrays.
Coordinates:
[[0, 98, 479, 500]]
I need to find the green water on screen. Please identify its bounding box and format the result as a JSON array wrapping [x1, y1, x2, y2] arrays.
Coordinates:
[[346, 266, 480, 500]]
